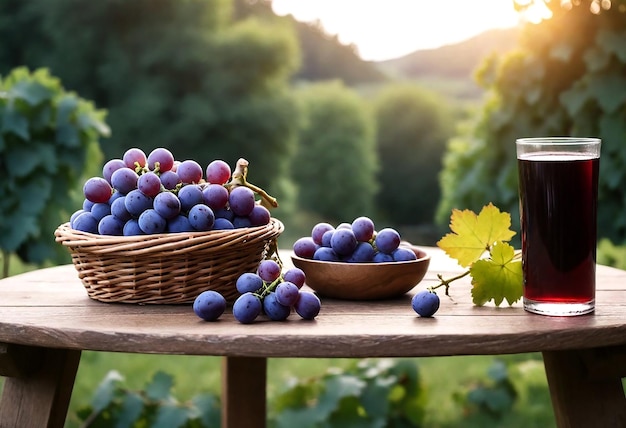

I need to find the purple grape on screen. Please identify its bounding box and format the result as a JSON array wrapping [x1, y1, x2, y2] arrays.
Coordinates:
[[294, 291, 321, 320], [177, 159, 203, 184], [312, 222, 334, 245], [236, 272, 264, 294], [348, 242, 376, 263], [257, 259, 281, 282], [321, 229, 334, 247], [206, 159, 231, 185], [249, 204, 270, 226], [90, 203, 111, 222], [123, 219, 145, 236], [123, 148, 147, 170], [337, 222, 352, 230], [193, 290, 226, 321], [214, 207, 234, 221], [73, 211, 98, 233], [178, 184, 203, 212], [108, 191, 123, 205], [411, 290, 440, 317], [373, 252, 394, 263], [233, 216, 252, 228], [138, 209, 166, 234], [313, 247, 339, 261], [153, 191, 181, 220], [83, 199, 95, 211], [275, 281, 299, 306], [103, 159, 126, 184], [263, 292, 291, 321], [233, 292, 262, 324], [124, 189, 153, 217], [228, 186, 256, 217], [83, 177, 113, 203], [352, 216, 375, 242], [213, 218, 234, 230], [330, 228, 357, 256], [147, 147, 175, 172], [375, 228, 401, 254], [202, 184, 229, 210], [188, 203, 215, 231], [392, 247, 417, 262], [167, 215, 194, 233], [293, 237, 317, 259], [70, 209, 86, 227], [283, 268, 305, 288], [137, 171, 162, 197], [160, 170, 181, 190], [110, 168, 139, 195], [98, 214, 124, 236], [110, 196, 132, 221]]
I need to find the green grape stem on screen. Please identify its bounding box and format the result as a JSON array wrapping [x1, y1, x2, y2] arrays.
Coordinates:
[[226, 158, 279, 208], [431, 270, 471, 296]]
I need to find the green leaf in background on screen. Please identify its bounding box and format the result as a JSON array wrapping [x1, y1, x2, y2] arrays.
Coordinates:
[[5, 145, 45, 178], [145, 371, 174, 401], [116, 391, 144, 427], [9, 79, 54, 106], [152, 403, 193, 428], [91, 370, 124, 413], [316, 375, 366, 416], [597, 28, 626, 63], [192, 394, 221, 427], [1, 104, 29, 140]]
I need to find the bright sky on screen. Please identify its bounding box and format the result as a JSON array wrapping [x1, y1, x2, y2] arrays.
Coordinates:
[[272, 0, 550, 61]]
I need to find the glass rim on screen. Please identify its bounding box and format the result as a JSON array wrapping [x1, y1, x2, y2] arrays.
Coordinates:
[[516, 137, 601, 146]]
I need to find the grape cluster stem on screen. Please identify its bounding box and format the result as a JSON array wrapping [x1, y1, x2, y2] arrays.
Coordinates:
[[227, 158, 278, 209]]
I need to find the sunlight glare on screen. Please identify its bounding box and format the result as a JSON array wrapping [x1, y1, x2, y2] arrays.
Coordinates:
[[272, 0, 526, 61]]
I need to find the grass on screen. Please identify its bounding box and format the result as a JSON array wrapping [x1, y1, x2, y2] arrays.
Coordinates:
[[60, 352, 556, 427]]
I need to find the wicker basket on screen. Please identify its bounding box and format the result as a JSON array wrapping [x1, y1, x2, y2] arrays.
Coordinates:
[[54, 218, 284, 304]]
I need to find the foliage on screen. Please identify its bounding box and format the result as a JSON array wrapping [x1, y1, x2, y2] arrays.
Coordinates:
[[293, 80, 378, 223], [76, 359, 425, 428], [437, 1, 626, 245], [436, 204, 523, 306], [373, 83, 455, 226], [0, 0, 300, 211], [76, 370, 221, 428], [0, 67, 108, 272], [453, 359, 518, 420], [271, 358, 426, 428]]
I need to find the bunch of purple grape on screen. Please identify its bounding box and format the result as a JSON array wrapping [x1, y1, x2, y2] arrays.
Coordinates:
[[292, 216, 418, 263], [70, 147, 271, 236], [193, 259, 322, 323]]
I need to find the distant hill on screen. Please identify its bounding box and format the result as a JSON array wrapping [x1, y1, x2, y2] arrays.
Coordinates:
[[376, 27, 521, 80]]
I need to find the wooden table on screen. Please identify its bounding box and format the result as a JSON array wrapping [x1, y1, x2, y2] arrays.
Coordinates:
[[1, 247, 625, 428]]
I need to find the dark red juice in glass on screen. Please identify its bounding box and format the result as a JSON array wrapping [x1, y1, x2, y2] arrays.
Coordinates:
[[518, 154, 599, 304]]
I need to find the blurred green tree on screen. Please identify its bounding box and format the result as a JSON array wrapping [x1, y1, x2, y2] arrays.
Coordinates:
[[293, 80, 378, 224], [437, 0, 626, 244], [374, 83, 455, 226], [0, 0, 300, 205], [0, 67, 109, 274]]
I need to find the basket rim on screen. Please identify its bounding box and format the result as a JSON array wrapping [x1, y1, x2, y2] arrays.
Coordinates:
[[55, 217, 284, 256]]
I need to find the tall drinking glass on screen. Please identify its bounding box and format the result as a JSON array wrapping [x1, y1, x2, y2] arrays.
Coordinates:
[[516, 137, 601, 316]]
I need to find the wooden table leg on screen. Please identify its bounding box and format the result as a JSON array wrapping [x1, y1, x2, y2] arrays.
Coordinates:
[[0, 343, 81, 428], [221, 356, 267, 428], [542, 346, 626, 428]]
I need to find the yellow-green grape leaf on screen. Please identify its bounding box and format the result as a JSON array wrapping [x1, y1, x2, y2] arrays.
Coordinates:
[[470, 241, 523, 306], [437, 203, 517, 267]]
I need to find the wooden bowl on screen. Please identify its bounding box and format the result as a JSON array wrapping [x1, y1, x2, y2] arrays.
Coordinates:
[[291, 246, 430, 300]]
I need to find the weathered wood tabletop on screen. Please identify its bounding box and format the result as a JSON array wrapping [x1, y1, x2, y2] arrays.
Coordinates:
[[0, 247, 625, 428]]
